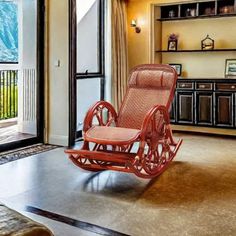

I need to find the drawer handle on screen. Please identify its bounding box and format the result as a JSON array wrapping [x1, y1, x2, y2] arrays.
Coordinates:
[[231, 85, 236, 89], [181, 84, 186, 88], [199, 85, 206, 89]]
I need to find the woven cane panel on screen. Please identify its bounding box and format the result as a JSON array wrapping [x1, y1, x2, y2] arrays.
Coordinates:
[[129, 70, 174, 89], [85, 126, 140, 143], [117, 88, 170, 129]]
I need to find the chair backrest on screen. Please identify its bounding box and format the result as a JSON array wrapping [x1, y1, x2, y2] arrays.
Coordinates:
[[117, 64, 177, 130]]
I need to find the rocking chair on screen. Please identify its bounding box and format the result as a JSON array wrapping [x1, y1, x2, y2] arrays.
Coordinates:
[[65, 64, 182, 179]]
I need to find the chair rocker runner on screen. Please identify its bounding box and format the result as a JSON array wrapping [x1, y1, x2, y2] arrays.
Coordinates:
[[65, 64, 182, 179]]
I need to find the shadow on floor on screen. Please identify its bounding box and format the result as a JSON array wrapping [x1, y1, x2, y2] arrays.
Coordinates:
[[79, 161, 236, 205]]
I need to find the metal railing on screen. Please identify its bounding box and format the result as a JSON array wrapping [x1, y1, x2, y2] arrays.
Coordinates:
[[0, 70, 18, 120]]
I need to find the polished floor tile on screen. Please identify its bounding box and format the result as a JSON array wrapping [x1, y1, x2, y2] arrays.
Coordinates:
[[22, 212, 99, 236], [0, 134, 236, 235]]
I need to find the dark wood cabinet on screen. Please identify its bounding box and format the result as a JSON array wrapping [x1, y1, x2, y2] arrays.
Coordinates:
[[177, 92, 194, 124], [172, 79, 236, 130], [170, 95, 176, 122], [215, 92, 234, 127], [196, 92, 213, 125]]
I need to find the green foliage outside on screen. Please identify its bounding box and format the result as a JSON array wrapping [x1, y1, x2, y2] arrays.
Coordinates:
[[0, 71, 18, 120]]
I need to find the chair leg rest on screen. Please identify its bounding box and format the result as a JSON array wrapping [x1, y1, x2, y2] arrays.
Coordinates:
[[69, 155, 102, 172], [65, 139, 182, 179], [69, 154, 133, 173]]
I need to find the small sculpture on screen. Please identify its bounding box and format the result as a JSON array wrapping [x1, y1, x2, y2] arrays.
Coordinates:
[[201, 35, 214, 50]]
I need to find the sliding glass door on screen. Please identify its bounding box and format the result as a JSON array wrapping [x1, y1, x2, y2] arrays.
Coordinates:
[[0, 0, 44, 151]]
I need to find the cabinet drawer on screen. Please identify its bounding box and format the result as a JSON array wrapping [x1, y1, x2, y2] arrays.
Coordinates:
[[196, 82, 213, 90], [177, 82, 194, 90], [216, 83, 236, 91]]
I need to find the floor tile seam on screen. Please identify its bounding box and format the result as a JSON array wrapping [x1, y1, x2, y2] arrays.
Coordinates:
[[24, 205, 131, 236]]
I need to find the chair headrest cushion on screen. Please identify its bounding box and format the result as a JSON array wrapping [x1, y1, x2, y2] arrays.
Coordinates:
[[129, 64, 177, 89]]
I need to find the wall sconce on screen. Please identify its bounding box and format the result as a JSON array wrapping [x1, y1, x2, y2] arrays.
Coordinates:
[[131, 19, 141, 33]]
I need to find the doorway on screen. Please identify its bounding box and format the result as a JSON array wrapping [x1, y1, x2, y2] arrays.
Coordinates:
[[0, 0, 44, 151]]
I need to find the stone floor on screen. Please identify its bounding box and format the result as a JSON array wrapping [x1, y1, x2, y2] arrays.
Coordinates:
[[0, 119, 34, 145], [0, 133, 236, 236]]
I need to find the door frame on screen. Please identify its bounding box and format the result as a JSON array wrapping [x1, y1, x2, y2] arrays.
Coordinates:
[[68, 0, 77, 146], [1, 0, 45, 152]]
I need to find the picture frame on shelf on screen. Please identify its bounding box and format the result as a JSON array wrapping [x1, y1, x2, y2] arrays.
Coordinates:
[[168, 40, 178, 51], [167, 33, 178, 51], [225, 59, 236, 78], [169, 64, 182, 76]]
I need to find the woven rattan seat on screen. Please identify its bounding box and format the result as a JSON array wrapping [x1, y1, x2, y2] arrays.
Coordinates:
[[85, 126, 141, 145]]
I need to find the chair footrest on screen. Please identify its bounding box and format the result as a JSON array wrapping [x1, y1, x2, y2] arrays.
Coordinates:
[[65, 149, 136, 164]]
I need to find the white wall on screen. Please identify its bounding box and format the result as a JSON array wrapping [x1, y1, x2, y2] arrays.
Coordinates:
[[46, 0, 111, 144], [47, 0, 69, 146]]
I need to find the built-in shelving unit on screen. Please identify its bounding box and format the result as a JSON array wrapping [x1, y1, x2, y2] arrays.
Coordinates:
[[153, 0, 236, 79], [152, 0, 236, 135], [159, 0, 236, 21], [156, 49, 236, 53]]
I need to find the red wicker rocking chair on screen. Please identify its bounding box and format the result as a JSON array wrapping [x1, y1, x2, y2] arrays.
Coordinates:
[[65, 64, 182, 179]]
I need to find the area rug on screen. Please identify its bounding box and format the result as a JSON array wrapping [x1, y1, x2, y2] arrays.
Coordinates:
[[0, 144, 59, 165]]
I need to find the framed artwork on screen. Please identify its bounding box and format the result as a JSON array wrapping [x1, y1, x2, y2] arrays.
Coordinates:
[[168, 40, 177, 51], [169, 64, 182, 76], [225, 59, 236, 77]]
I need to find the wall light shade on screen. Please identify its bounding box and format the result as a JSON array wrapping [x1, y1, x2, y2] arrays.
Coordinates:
[[131, 19, 141, 33], [131, 19, 137, 27]]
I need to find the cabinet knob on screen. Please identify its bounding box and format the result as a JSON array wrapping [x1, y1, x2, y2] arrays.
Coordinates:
[[181, 84, 186, 88], [199, 85, 206, 89], [231, 85, 236, 89]]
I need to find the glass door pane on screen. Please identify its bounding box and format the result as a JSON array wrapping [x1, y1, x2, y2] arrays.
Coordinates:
[[76, 79, 101, 131], [0, 0, 43, 148], [76, 0, 101, 74], [74, 0, 104, 140]]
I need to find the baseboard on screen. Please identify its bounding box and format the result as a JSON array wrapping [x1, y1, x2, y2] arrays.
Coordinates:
[[172, 125, 236, 137], [48, 134, 68, 146]]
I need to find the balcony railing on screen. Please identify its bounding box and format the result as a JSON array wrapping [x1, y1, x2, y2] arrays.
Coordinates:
[[0, 70, 18, 120]]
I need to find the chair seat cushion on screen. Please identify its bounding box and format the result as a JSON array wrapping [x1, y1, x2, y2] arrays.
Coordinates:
[[84, 126, 141, 145]]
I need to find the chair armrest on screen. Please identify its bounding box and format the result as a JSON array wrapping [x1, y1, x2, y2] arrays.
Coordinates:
[[83, 101, 118, 132], [140, 105, 170, 139]]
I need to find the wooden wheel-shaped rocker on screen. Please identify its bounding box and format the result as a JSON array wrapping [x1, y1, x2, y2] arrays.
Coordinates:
[[65, 64, 182, 179]]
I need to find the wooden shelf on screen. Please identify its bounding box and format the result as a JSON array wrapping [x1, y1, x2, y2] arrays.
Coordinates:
[[156, 49, 236, 53], [177, 78, 236, 82], [158, 13, 236, 21]]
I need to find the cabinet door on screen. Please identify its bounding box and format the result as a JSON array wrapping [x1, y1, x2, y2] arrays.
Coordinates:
[[170, 94, 176, 123], [235, 93, 236, 127], [215, 92, 234, 127], [177, 92, 194, 124], [196, 92, 213, 126]]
